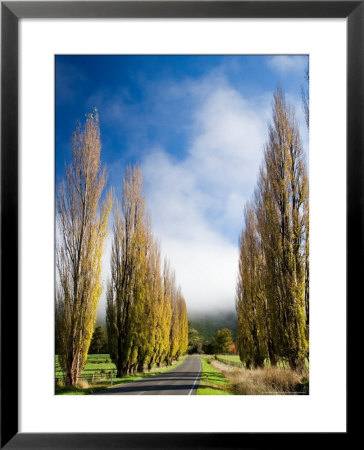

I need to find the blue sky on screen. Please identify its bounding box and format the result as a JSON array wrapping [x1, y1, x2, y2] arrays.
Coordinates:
[[56, 55, 308, 314]]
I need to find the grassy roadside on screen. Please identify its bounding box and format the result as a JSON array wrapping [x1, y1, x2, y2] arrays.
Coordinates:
[[197, 355, 308, 395], [197, 356, 232, 395], [55, 385, 110, 395], [56, 354, 116, 378], [56, 355, 187, 395], [211, 358, 309, 395]]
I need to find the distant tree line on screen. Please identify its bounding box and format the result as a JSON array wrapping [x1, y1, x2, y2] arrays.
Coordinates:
[[189, 311, 237, 341], [188, 324, 235, 355], [236, 87, 309, 370], [56, 112, 188, 386]]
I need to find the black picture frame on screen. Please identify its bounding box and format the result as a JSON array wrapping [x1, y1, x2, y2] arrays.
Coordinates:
[[1, 1, 356, 448]]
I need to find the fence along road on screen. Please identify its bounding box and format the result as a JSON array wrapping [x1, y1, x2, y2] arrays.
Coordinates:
[[93, 355, 201, 395]]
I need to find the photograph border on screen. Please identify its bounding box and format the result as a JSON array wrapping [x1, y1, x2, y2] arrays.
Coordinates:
[[1, 1, 357, 447]]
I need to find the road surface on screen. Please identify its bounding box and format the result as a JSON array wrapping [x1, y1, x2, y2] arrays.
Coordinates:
[[93, 355, 201, 395]]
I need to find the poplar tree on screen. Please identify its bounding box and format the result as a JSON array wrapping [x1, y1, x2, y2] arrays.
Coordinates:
[[302, 66, 310, 339], [106, 165, 189, 375], [165, 264, 179, 365], [236, 87, 309, 369], [178, 295, 189, 358], [153, 259, 173, 367], [257, 87, 309, 368], [136, 231, 159, 373], [147, 242, 168, 370], [236, 202, 268, 368], [56, 111, 112, 386], [163, 262, 187, 365], [106, 166, 149, 377]]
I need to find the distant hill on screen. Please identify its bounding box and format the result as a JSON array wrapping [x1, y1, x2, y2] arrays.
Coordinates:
[[189, 309, 237, 341], [96, 308, 238, 343]]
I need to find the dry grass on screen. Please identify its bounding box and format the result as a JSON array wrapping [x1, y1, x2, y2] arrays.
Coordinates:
[[55, 379, 64, 390], [211, 360, 308, 395], [76, 378, 89, 389]]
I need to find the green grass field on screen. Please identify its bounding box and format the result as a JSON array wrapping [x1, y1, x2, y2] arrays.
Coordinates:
[[197, 356, 232, 395], [56, 353, 179, 378], [56, 355, 187, 395], [216, 355, 240, 362], [214, 354, 244, 368], [55, 354, 116, 378], [215, 354, 308, 371]]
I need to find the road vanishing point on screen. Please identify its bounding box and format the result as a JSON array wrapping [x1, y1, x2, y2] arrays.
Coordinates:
[[93, 355, 201, 395]]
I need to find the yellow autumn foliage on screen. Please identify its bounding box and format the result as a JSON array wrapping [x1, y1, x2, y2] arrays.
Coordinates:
[[236, 87, 309, 369], [56, 111, 112, 386]]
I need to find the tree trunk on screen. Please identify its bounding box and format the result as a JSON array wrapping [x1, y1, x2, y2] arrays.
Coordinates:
[[65, 370, 78, 386], [116, 362, 122, 378], [252, 322, 263, 368], [289, 358, 297, 370], [268, 339, 276, 366], [116, 362, 129, 377], [65, 373, 73, 387], [255, 356, 265, 368], [65, 356, 80, 386]]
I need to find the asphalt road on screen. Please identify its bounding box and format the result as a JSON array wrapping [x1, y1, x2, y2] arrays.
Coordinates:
[[93, 355, 201, 395]]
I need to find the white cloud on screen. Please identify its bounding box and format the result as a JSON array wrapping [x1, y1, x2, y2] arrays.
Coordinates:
[[140, 83, 270, 313], [268, 55, 307, 75], [95, 75, 308, 317]]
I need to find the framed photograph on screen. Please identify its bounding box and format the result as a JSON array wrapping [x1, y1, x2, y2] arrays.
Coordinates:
[[1, 1, 355, 447]]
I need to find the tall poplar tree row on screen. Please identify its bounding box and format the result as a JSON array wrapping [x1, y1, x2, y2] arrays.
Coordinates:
[[56, 111, 112, 386], [236, 201, 268, 368], [106, 166, 188, 376], [236, 87, 309, 369], [56, 115, 189, 382]]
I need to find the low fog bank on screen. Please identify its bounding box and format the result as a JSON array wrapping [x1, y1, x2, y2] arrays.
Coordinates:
[[188, 307, 238, 340], [96, 304, 238, 340]]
